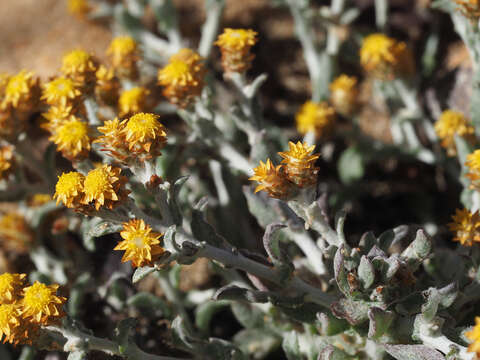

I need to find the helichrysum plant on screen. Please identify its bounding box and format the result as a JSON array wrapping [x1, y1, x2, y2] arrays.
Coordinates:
[[5, 0, 480, 359]]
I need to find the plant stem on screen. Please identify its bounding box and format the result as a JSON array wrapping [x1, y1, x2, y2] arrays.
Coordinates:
[[198, 0, 225, 58]]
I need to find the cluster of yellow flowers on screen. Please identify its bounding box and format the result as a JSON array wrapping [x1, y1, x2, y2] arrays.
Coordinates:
[[158, 48, 206, 108], [435, 110, 475, 156], [54, 165, 129, 212], [359, 33, 414, 79], [96, 112, 168, 162], [0, 273, 66, 345], [114, 219, 165, 268], [250, 141, 320, 199], [296, 101, 336, 139], [215, 28, 258, 74]]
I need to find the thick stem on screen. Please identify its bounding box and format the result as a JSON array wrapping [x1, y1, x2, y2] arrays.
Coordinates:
[[198, 0, 225, 58]]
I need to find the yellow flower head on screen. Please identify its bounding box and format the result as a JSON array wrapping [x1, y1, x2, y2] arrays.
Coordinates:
[[68, 0, 91, 17], [0, 213, 33, 254], [435, 110, 474, 155], [0, 146, 14, 180], [456, 0, 480, 19], [29, 193, 53, 207], [467, 317, 480, 356], [94, 118, 129, 161], [158, 48, 206, 108], [41, 105, 74, 133], [448, 208, 480, 246], [82, 165, 128, 210], [0, 273, 26, 303], [215, 28, 258, 73], [114, 219, 165, 268], [122, 112, 167, 156], [296, 101, 336, 139], [118, 87, 150, 117], [0, 303, 22, 344], [360, 34, 413, 79], [42, 77, 81, 107], [329, 75, 359, 116], [21, 282, 66, 325], [50, 117, 91, 160], [2, 70, 40, 110], [54, 171, 85, 208], [61, 49, 98, 86], [107, 36, 139, 78], [279, 141, 320, 188], [249, 159, 293, 199]]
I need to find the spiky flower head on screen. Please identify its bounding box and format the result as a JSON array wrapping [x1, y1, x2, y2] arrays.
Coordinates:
[[279, 142, 320, 187], [49, 117, 91, 160], [360, 34, 413, 79], [61, 50, 98, 89], [82, 165, 128, 210], [0, 213, 33, 254], [435, 110, 474, 156], [456, 0, 480, 19], [68, 0, 91, 18], [448, 208, 480, 246], [21, 282, 66, 325], [54, 171, 85, 208], [215, 28, 258, 73], [107, 36, 139, 79], [0, 146, 14, 180], [1, 70, 40, 111], [118, 87, 150, 117], [122, 112, 167, 155], [0, 273, 26, 303], [467, 317, 480, 356], [466, 150, 480, 191], [329, 75, 359, 116], [41, 105, 74, 133], [249, 159, 293, 199], [114, 219, 165, 268], [0, 303, 22, 344], [158, 48, 206, 108], [95, 118, 128, 161], [296, 101, 336, 139], [42, 77, 81, 107]]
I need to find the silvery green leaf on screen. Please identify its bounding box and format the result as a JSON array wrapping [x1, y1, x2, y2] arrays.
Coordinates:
[[263, 223, 288, 265], [80, 217, 104, 251], [151, 0, 179, 34], [359, 231, 377, 252], [171, 316, 197, 351], [127, 292, 171, 317], [421, 283, 458, 321], [282, 331, 301, 360], [316, 313, 349, 336], [18, 346, 35, 360], [132, 266, 156, 283], [402, 230, 432, 271], [358, 256, 375, 289], [195, 300, 230, 333], [377, 229, 395, 252], [368, 307, 395, 339], [231, 301, 264, 329], [87, 221, 122, 238], [213, 285, 269, 303], [335, 211, 347, 244], [338, 146, 365, 184], [168, 176, 189, 226], [334, 245, 350, 296], [233, 328, 280, 360], [67, 351, 87, 360], [191, 209, 226, 248], [384, 344, 445, 360], [243, 186, 279, 227], [331, 298, 369, 325]]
